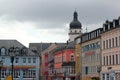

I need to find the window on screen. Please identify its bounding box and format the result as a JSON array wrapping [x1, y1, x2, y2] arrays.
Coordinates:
[[2, 57, 5, 63], [23, 58, 26, 63], [109, 55, 111, 65], [107, 74, 109, 80], [119, 36, 120, 46], [116, 54, 118, 64], [70, 54, 74, 61], [112, 38, 114, 47], [16, 47, 20, 55], [109, 39, 111, 48], [1, 70, 6, 78], [112, 55, 114, 65], [102, 74, 105, 80], [33, 58, 36, 63], [15, 58, 19, 63], [21, 47, 27, 55], [116, 37, 118, 47], [33, 70, 36, 77], [106, 40, 108, 49], [103, 56, 105, 65], [106, 56, 108, 65], [1, 47, 6, 55], [14, 70, 20, 78], [28, 58, 31, 63]]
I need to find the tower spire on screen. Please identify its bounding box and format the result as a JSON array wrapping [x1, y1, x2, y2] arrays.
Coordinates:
[[73, 10, 78, 21]]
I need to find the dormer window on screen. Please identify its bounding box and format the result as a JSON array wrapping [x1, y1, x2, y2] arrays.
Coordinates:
[[105, 24, 108, 31], [109, 22, 113, 28], [21, 47, 27, 55], [114, 20, 119, 27], [16, 47, 20, 55], [1, 47, 6, 55]]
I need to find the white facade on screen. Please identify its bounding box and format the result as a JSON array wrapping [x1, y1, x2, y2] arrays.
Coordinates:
[[69, 28, 82, 42]]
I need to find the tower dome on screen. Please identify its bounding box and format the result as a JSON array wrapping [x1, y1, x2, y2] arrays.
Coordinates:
[[70, 11, 82, 29]]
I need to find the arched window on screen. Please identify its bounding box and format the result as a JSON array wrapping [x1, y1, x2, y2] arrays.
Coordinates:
[[70, 54, 74, 61], [1, 47, 6, 55]]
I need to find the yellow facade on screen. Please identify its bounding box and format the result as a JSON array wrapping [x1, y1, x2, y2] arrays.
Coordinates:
[[75, 43, 82, 80]]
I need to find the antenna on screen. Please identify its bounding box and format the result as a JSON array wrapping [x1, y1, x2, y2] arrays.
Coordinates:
[[86, 27, 87, 33]]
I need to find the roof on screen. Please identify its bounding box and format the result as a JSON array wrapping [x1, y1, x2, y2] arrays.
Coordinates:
[[29, 43, 52, 54], [66, 41, 75, 49], [50, 43, 67, 54], [0, 40, 36, 56], [70, 11, 82, 29]]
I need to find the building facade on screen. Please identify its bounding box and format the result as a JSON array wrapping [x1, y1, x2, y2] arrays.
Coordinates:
[[0, 40, 39, 80], [75, 36, 82, 80], [101, 17, 120, 80], [81, 29, 101, 80], [75, 28, 102, 80], [48, 43, 65, 80], [29, 42, 51, 80], [53, 42, 76, 80]]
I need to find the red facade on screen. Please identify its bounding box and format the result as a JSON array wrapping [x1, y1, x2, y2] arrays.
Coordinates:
[[44, 54, 48, 75]]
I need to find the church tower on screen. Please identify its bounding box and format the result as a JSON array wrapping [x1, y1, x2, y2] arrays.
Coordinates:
[[68, 11, 82, 42]]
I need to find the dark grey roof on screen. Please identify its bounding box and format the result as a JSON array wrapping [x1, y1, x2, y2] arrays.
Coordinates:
[[49, 43, 67, 54], [0, 40, 25, 48], [29, 43, 51, 54], [66, 41, 75, 49], [0, 39, 36, 56], [70, 11, 82, 29], [50, 42, 75, 54]]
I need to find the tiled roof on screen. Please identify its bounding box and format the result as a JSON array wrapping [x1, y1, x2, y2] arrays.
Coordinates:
[[66, 41, 75, 49], [29, 43, 51, 54], [0, 39, 36, 56]]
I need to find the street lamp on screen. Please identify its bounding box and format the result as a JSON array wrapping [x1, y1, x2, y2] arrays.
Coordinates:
[[0, 60, 3, 80], [9, 47, 16, 80]]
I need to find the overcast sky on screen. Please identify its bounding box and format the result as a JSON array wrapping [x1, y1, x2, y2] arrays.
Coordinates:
[[0, 0, 119, 47]]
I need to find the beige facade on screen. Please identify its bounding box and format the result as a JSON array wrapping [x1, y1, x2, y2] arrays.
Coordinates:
[[101, 17, 120, 80], [75, 28, 102, 80], [81, 38, 101, 80]]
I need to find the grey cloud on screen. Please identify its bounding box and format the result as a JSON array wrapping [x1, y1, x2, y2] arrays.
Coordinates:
[[0, 0, 119, 29]]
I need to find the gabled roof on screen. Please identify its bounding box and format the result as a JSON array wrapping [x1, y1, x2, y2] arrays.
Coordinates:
[[0, 39, 36, 56], [0, 40, 25, 48]]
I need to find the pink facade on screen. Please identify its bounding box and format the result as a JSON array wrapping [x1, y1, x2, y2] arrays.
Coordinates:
[[54, 49, 76, 79], [54, 49, 76, 70]]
